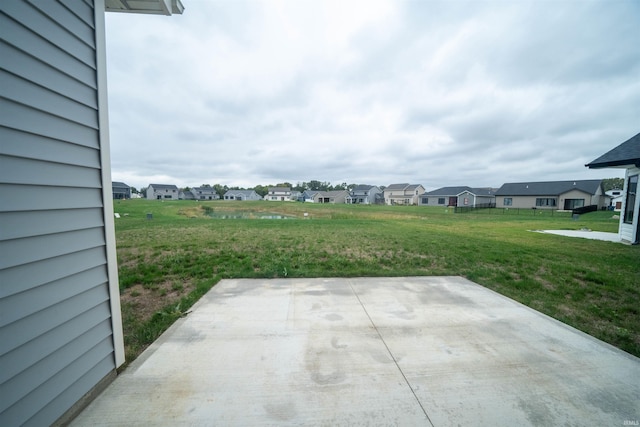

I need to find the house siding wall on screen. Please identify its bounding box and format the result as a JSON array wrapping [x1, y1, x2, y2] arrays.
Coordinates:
[[558, 189, 592, 209], [458, 191, 473, 206], [620, 166, 640, 243], [0, 1, 119, 425], [420, 195, 449, 206], [496, 195, 557, 209]]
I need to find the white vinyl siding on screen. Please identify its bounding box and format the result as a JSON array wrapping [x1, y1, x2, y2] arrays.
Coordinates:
[[619, 167, 640, 243], [0, 1, 120, 425]]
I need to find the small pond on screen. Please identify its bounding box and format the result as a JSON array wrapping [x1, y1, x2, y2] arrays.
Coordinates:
[[205, 211, 296, 219]]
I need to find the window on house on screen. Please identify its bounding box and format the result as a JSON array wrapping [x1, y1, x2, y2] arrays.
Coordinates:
[[438, 198, 445, 204], [624, 175, 637, 224], [536, 198, 557, 207], [504, 198, 512, 206], [422, 197, 428, 204]]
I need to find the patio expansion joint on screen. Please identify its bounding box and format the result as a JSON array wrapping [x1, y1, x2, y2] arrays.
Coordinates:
[[347, 279, 435, 427]]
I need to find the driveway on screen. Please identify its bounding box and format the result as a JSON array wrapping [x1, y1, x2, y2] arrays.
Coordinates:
[[71, 277, 640, 426]]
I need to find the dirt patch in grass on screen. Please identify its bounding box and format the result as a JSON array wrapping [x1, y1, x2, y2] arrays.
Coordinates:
[[120, 278, 195, 321], [534, 266, 556, 291]]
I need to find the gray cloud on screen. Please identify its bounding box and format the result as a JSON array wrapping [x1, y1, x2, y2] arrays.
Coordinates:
[[105, 0, 638, 191]]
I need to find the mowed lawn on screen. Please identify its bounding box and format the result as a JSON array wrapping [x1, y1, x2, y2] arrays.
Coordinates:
[[113, 199, 640, 364]]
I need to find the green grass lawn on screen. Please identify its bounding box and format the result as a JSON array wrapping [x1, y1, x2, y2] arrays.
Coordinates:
[[112, 199, 639, 364]]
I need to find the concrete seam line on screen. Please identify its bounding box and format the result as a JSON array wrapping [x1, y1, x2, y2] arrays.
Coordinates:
[[346, 279, 435, 427]]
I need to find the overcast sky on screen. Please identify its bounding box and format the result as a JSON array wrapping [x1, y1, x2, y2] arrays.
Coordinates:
[[104, 0, 639, 191]]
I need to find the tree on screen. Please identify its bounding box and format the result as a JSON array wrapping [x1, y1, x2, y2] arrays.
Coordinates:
[[602, 178, 624, 191], [293, 182, 306, 192], [213, 184, 227, 199], [254, 185, 268, 197]]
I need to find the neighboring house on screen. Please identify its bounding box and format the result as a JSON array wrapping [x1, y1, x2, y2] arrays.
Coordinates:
[[419, 186, 496, 207], [606, 189, 624, 211], [313, 190, 350, 204], [494, 180, 606, 210], [347, 185, 382, 204], [147, 183, 179, 200], [223, 189, 262, 201], [179, 189, 196, 200], [265, 186, 292, 201], [290, 190, 302, 201], [192, 186, 220, 200], [384, 183, 425, 205], [0, 1, 183, 425], [587, 132, 640, 244], [112, 181, 131, 199], [302, 190, 320, 202]]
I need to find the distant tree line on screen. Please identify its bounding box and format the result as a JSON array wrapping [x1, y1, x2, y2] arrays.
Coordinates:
[[601, 178, 624, 192]]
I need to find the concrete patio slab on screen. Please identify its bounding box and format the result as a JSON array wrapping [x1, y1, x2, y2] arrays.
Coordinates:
[[534, 229, 622, 243], [71, 277, 640, 426]]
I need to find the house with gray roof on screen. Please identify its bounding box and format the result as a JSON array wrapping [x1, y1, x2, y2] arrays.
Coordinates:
[[191, 186, 220, 200], [347, 185, 382, 204], [0, 1, 183, 425], [420, 186, 496, 207], [179, 189, 196, 200], [302, 190, 320, 202], [147, 183, 180, 200], [223, 189, 262, 201], [384, 183, 425, 205], [112, 181, 131, 199], [313, 190, 350, 204], [587, 132, 640, 244], [265, 186, 292, 201], [495, 180, 606, 210]]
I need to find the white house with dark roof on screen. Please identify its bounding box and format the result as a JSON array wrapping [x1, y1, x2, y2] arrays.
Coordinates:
[[347, 185, 382, 204], [495, 180, 606, 210], [384, 183, 425, 205], [0, 1, 183, 425], [265, 186, 292, 201], [420, 186, 496, 207], [147, 183, 180, 200], [587, 132, 640, 244], [606, 189, 624, 211]]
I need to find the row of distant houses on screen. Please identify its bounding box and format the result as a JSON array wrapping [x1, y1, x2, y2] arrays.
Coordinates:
[[113, 180, 620, 211]]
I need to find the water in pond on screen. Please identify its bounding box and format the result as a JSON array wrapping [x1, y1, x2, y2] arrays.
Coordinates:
[[205, 211, 295, 219]]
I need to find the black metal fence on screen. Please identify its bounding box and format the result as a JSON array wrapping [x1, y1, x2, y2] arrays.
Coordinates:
[[454, 206, 573, 217], [571, 204, 598, 215], [453, 203, 495, 213]]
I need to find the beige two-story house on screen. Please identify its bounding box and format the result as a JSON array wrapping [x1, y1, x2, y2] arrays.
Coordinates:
[[384, 183, 425, 205]]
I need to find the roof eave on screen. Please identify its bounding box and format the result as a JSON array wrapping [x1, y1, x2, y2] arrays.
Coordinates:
[[586, 159, 640, 169], [105, 0, 184, 15]]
